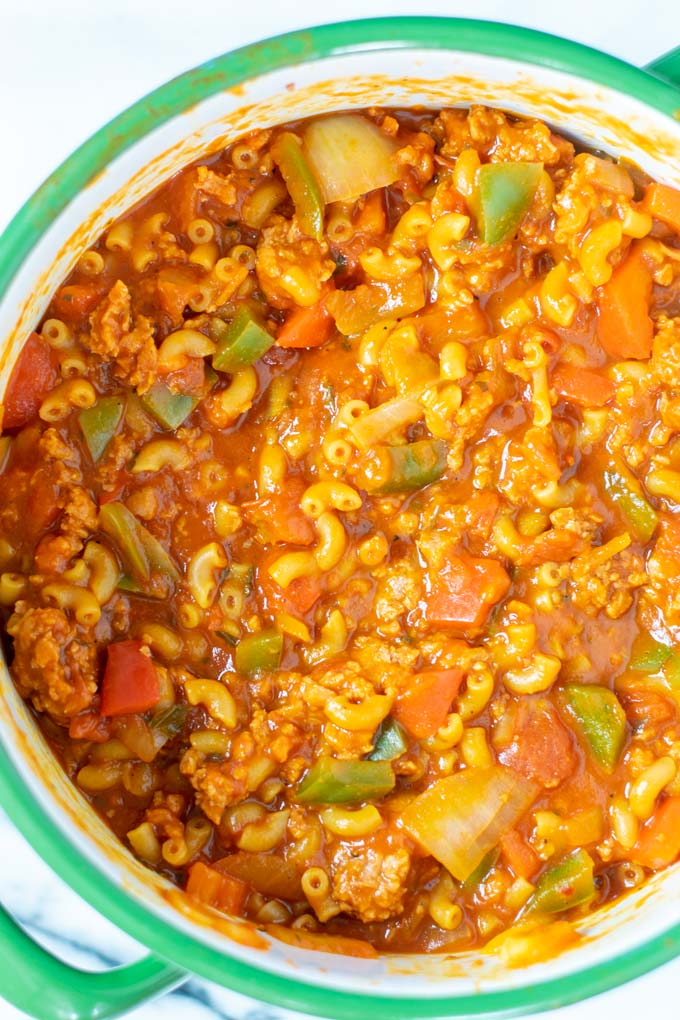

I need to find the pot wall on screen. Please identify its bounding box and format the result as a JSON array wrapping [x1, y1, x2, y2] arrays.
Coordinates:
[[2, 33, 680, 1015]]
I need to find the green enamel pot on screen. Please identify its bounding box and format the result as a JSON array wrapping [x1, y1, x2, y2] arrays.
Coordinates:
[[1, 17, 680, 1020]]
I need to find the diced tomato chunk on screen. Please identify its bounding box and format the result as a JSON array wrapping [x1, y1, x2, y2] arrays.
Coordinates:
[[393, 669, 464, 739], [100, 640, 160, 717], [161, 355, 206, 396], [498, 700, 577, 788], [69, 710, 113, 743], [26, 467, 62, 535], [156, 268, 201, 325], [244, 479, 316, 546], [620, 688, 675, 728], [186, 861, 249, 915], [3, 333, 56, 429], [51, 284, 104, 321], [258, 558, 324, 618], [284, 574, 325, 615], [633, 797, 680, 870], [425, 554, 510, 630]]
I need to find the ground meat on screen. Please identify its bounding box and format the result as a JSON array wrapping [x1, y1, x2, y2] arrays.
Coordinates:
[[474, 107, 567, 165], [39, 427, 78, 464], [395, 132, 435, 187], [511, 507, 602, 569], [180, 748, 248, 825], [650, 315, 680, 389], [277, 660, 399, 759], [438, 106, 572, 167], [568, 547, 646, 619], [180, 706, 303, 824], [194, 165, 237, 209], [447, 384, 497, 472], [61, 485, 98, 539], [7, 606, 98, 722], [95, 430, 150, 494], [143, 791, 186, 842], [330, 838, 411, 923], [553, 153, 632, 272], [443, 239, 516, 295], [495, 427, 563, 506], [371, 559, 422, 625], [352, 634, 420, 671], [87, 280, 157, 393], [197, 259, 249, 315], [33, 533, 82, 574], [419, 490, 500, 558], [256, 218, 335, 310], [646, 518, 680, 629], [549, 506, 602, 540]]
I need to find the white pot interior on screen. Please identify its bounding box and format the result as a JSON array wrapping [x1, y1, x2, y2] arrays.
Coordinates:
[[2, 45, 680, 998]]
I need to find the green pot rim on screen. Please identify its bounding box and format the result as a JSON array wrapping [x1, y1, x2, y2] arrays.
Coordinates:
[[1, 17, 680, 1020]]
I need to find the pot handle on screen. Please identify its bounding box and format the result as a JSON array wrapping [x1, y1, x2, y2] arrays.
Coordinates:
[[645, 46, 680, 87], [0, 901, 186, 1020]]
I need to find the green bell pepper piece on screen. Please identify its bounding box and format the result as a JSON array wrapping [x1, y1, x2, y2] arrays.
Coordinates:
[[117, 573, 143, 593], [361, 439, 448, 494], [217, 628, 238, 647], [141, 384, 198, 430], [368, 718, 408, 761], [272, 131, 325, 240], [78, 395, 125, 463], [212, 306, 275, 374], [526, 849, 595, 915], [477, 162, 543, 246], [559, 684, 627, 773], [141, 367, 216, 430], [151, 704, 189, 737], [628, 632, 672, 673], [0, 436, 11, 473], [297, 758, 395, 804], [100, 501, 180, 594], [602, 457, 658, 543], [235, 627, 283, 675], [664, 653, 680, 688], [461, 847, 500, 892]]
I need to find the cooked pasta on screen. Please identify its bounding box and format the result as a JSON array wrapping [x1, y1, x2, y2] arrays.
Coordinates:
[[4, 102, 680, 961]]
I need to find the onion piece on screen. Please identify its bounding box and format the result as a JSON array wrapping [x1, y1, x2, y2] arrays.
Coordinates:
[[400, 766, 538, 882], [303, 115, 399, 204], [350, 397, 423, 450], [214, 851, 303, 900], [326, 276, 425, 336]]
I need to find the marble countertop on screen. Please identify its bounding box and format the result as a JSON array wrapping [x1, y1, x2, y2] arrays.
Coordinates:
[[3, 803, 680, 1020], [3, 1, 680, 1017]]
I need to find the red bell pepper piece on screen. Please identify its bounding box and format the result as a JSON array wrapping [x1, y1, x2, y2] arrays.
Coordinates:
[[186, 861, 249, 915], [641, 182, 680, 233], [393, 669, 464, 738], [552, 364, 615, 407], [597, 245, 653, 360], [276, 296, 334, 349], [99, 640, 160, 717]]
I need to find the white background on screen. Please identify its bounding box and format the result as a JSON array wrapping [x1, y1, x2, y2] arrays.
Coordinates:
[[1, 1, 680, 1018]]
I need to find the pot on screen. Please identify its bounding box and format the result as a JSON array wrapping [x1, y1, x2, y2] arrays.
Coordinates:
[[1, 18, 680, 1020]]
